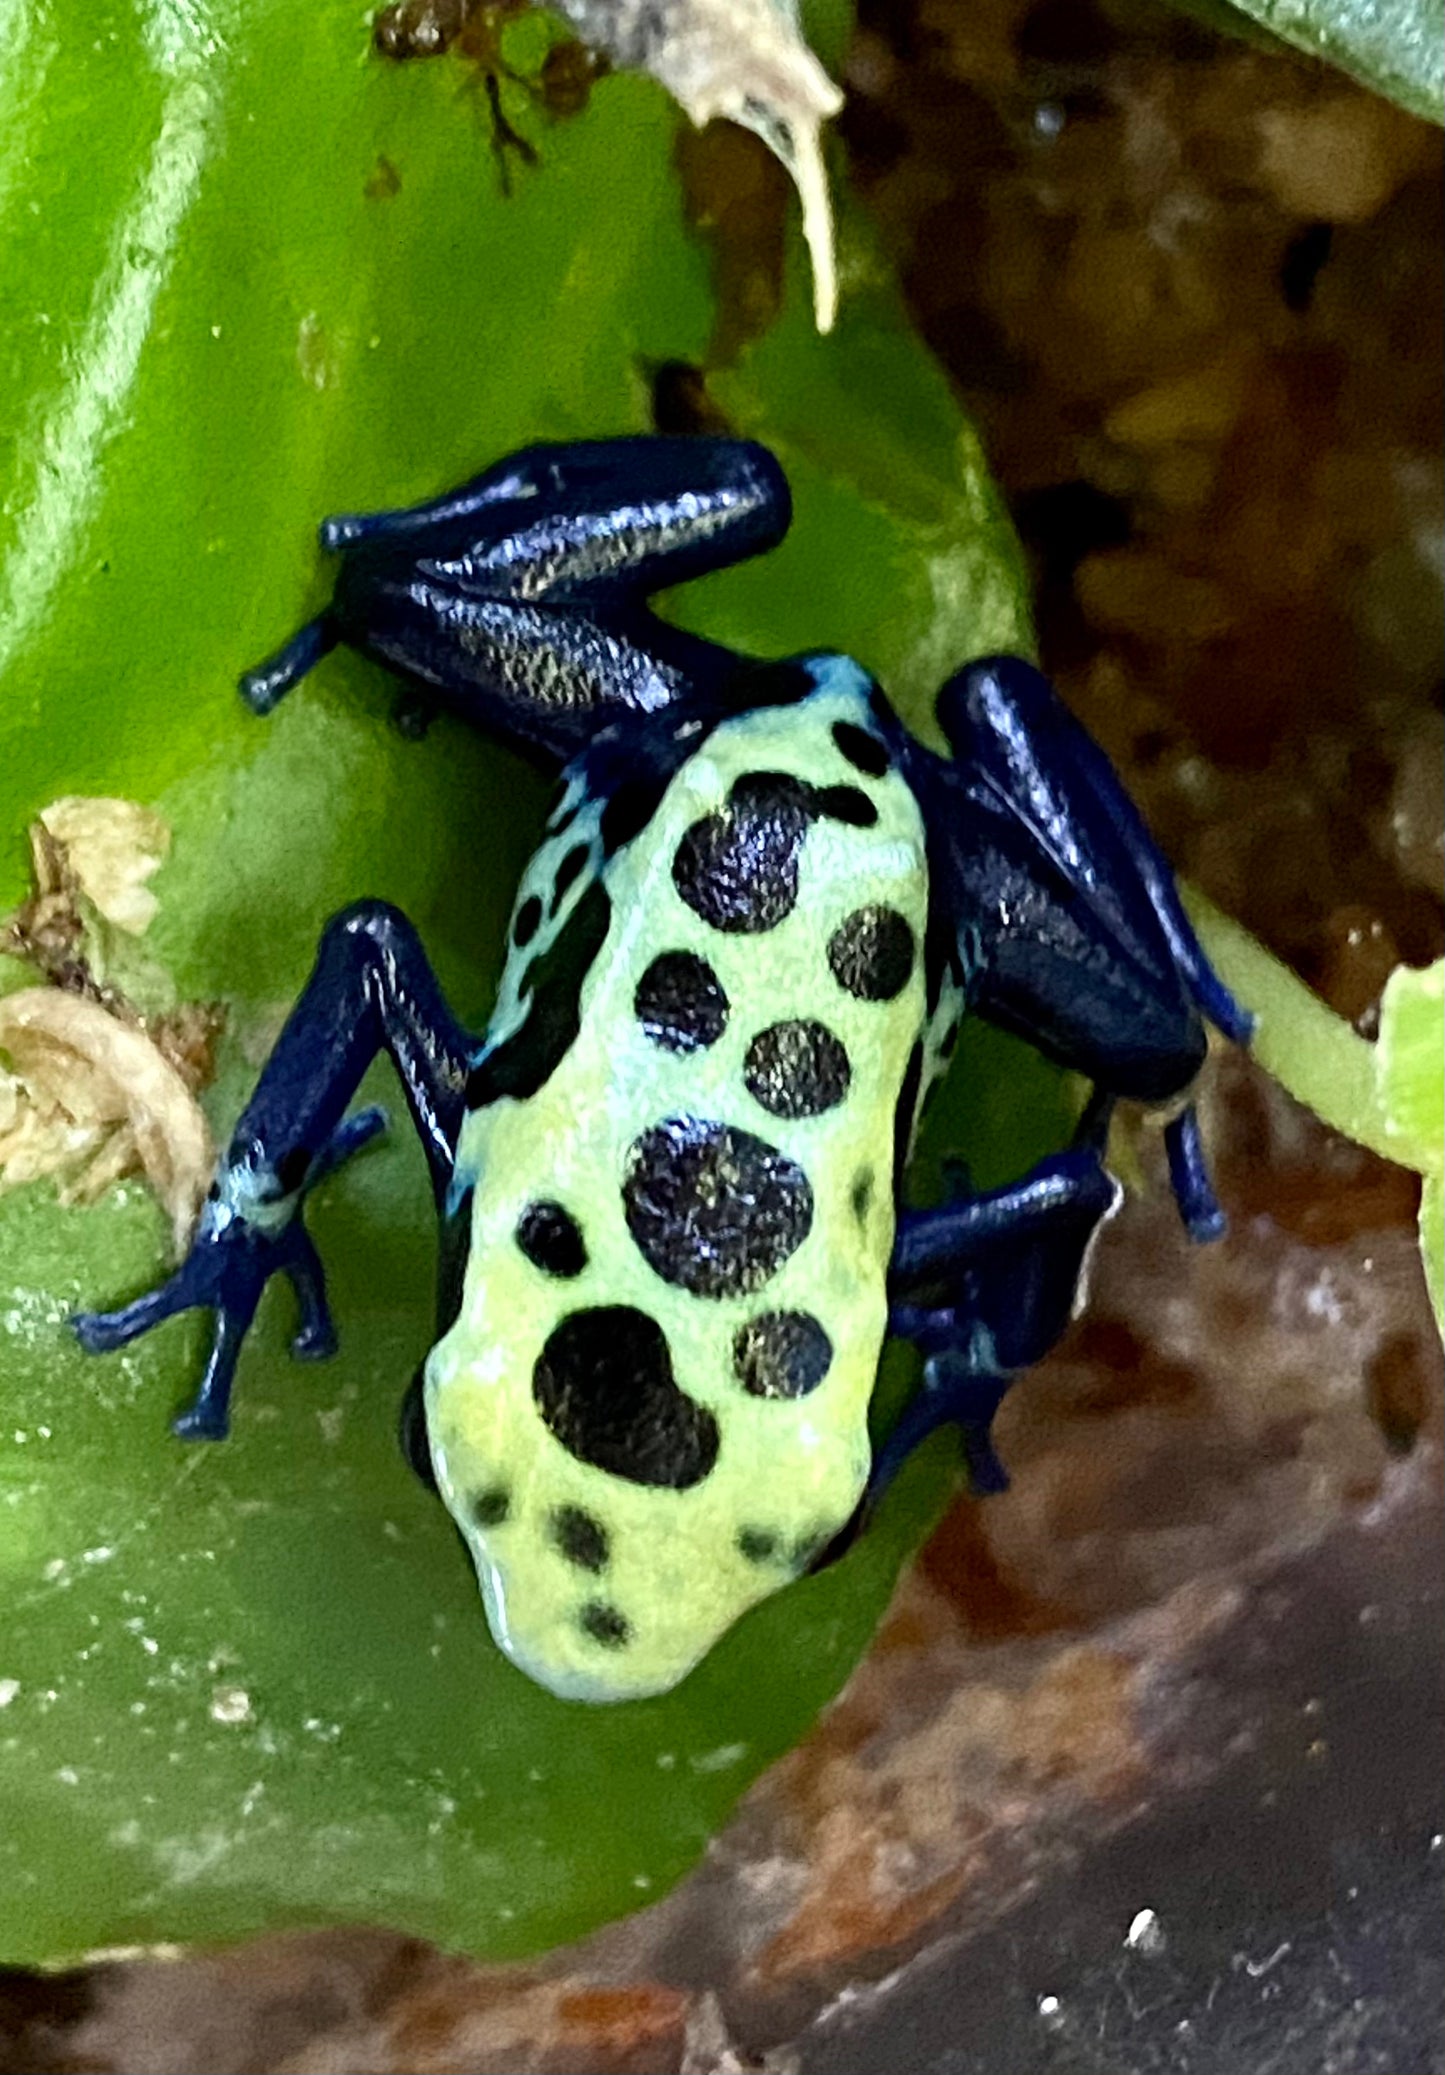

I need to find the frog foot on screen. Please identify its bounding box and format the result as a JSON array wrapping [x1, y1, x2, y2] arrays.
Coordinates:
[[72, 1106, 386, 1440]]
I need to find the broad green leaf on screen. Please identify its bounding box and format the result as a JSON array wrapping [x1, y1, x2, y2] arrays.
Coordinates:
[[0, 0, 1032, 1966], [1175, 0, 1444, 122]]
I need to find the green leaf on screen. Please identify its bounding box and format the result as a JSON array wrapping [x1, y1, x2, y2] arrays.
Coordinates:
[[1176, 0, 1444, 123], [1185, 891, 1403, 1163], [0, 2, 1031, 1966], [1187, 897, 1444, 1344], [1376, 959, 1445, 1170], [1378, 960, 1445, 1338], [1419, 1175, 1444, 1338]]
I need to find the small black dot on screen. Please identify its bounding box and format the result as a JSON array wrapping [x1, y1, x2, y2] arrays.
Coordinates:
[[738, 1527, 781, 1565], [634, 951, 730, 1054], [733, 1311, 833, 1400], [832, 721, 890, 777], [812, 783, 878, 827], [828, 905, 916, 1003], [550, 841, 591, 915], [515, 1200, 588, 1278], [550, 1505, 610, 1572], [744, 1019, 851, 1119], [512, 894, 543, 948], [470, 1486, 510, 1528], [850, 1168, 874, 1226], [579, 1601, 631, 1648]]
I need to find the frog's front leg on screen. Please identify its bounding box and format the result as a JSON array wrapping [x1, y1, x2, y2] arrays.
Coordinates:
[[240, 436, 790, 763], [875, 1137, 1121, 1502], [74, 903, 474, 1439]]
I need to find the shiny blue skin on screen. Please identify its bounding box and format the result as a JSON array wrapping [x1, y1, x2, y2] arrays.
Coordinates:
[[74, 435, 1251, 1523]]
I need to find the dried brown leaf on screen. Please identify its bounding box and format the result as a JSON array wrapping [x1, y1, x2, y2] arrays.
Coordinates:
[[555, 0, 842, 328], [0, 988, 213, 1252]]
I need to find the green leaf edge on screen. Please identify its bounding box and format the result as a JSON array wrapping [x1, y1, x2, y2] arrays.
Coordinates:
[[1173, 0, 1445, 123], [1187, 891, 1444, 1339]]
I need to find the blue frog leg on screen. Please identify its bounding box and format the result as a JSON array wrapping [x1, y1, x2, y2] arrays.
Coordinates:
[[873, 1136, 1120, 1503], [73, 902, 475, 1440], [240, 437, 791, 764], [900, 654, 1251, 1239]]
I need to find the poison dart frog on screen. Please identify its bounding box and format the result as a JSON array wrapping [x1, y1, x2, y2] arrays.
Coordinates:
[[75, 437, 1252, 1702]]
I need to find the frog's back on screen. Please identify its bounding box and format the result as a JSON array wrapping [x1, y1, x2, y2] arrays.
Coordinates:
[[425, 658, 931, 1698]]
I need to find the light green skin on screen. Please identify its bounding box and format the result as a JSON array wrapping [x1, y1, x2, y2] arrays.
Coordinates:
[[425, 665, 938, 1702]]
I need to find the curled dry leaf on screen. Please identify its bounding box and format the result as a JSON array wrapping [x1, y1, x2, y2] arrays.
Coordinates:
[[0, 989, 213, 1254], [556, 0, 843, 329]]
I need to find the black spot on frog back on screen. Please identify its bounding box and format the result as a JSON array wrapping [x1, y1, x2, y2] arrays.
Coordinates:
[[673, 770, 889, 937], [622, 1117, 813, 1298], [733, 1311, 833, 1398], [533, 1305, 719, 1489]]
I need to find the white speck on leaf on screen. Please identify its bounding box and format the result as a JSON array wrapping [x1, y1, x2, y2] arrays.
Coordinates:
[[689, 1740, 748, 1774], [209, 1686, 253, 1725]]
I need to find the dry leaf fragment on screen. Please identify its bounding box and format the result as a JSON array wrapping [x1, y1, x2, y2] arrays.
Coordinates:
[[37, 796, 170, 935], [555, 0, 842, 329], [0, 989, 213, 1254]]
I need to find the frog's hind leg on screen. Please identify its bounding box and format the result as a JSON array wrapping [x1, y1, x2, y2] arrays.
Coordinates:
[[932, 655, 1252, 1049], [312, 436, 790, 588], [242, 437, 792, 764], [313, 448, 550, 552], [872, 1138, 1121, 1504], [74, 902, 475, 1441], [909, 654, 1251, 1240]]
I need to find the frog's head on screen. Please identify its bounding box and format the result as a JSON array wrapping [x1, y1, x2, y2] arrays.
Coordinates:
[[423, 1293, 867, 1703]]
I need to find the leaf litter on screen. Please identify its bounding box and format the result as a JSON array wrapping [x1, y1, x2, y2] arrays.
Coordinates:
[[0, 802, 223, 1252]]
